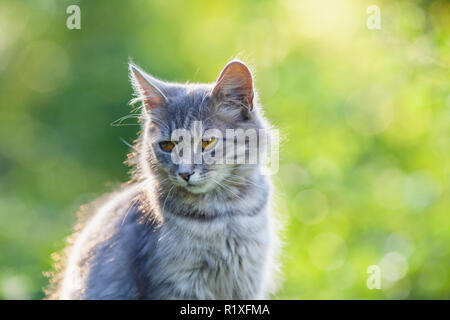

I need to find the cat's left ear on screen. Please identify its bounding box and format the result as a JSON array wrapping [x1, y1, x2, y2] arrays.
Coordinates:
[[129, 63, 168, 111], [212, 60, 254, 111]]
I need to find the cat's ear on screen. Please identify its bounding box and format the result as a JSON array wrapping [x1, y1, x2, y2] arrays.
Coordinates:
[[212, 60, 254, 111], [129, 63, 168, 111]]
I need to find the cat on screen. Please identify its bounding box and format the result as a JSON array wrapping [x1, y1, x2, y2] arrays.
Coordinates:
[[46, 60, 281, 299]]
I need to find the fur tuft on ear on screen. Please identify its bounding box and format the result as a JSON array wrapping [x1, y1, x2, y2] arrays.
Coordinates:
[[129, 63, 167, 111], [212, 60, 254, 111]]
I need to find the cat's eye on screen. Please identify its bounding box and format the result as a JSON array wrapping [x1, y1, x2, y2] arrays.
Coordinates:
[[159, 141, 175, 152], [202, 137, 216, 151]]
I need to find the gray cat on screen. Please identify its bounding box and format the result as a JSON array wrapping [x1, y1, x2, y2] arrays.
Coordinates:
[[46, 60, 280, 300]]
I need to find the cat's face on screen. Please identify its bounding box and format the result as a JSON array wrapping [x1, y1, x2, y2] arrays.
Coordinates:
[[130, 61, 264, 194]]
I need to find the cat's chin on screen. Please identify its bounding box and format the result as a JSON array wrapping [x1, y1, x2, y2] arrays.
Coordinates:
[[182, 183, 213, 194]]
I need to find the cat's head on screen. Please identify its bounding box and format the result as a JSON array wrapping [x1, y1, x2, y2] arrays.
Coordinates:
[[129, 60, 269, 194]]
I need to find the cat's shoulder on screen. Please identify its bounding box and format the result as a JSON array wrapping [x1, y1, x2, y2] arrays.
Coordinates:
[[45, 183, 147, 298]]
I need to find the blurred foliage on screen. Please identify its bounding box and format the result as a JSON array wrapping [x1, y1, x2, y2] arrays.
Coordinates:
[[0, 0, 449, 299]]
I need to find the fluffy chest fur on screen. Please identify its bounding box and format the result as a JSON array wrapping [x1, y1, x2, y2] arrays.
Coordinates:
[[149, 209, 271, 299]]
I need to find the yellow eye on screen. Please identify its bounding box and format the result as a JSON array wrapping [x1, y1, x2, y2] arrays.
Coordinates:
[[202, 137, 216, 151], [159, 141, 175, 152]]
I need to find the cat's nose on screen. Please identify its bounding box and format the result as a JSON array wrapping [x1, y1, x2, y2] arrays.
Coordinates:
[[178, 172, 192, 182]]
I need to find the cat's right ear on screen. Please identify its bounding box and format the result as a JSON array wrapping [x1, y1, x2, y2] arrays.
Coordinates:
[[129, 63, 168, 111]]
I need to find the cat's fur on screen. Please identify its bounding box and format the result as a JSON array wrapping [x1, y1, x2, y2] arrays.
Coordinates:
[[46, 60, 280, 299]]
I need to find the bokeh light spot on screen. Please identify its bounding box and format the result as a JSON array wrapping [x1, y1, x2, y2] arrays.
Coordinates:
[[1, 274, 31, 299], [380, 252, 409, 282], [308, 232, 347, 271], [294, 189, 328, 225], [403, 171, 441, 211], [385, 233, 415, 258]]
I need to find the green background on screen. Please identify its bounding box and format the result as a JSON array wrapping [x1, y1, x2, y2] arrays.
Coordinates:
[[0, 0, 448, 299]]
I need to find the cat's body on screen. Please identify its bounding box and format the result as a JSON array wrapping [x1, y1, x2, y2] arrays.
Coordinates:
[[47, 60, 280, 300]]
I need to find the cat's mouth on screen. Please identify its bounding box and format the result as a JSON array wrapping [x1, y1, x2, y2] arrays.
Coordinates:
[[167, 172, 217, 194], [177, 179, 215, 194], [181, 184, 207, 194]]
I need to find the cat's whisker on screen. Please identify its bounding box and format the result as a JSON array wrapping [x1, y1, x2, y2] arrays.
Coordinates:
[[221, 177, 260, 188], [111, 114, 141, 127], [121, 197, 139, 226], [224, 174, 262, 188], [211, 178, 246, 203], [161, 184, 175, 215], [120, 137, 139, 151]]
